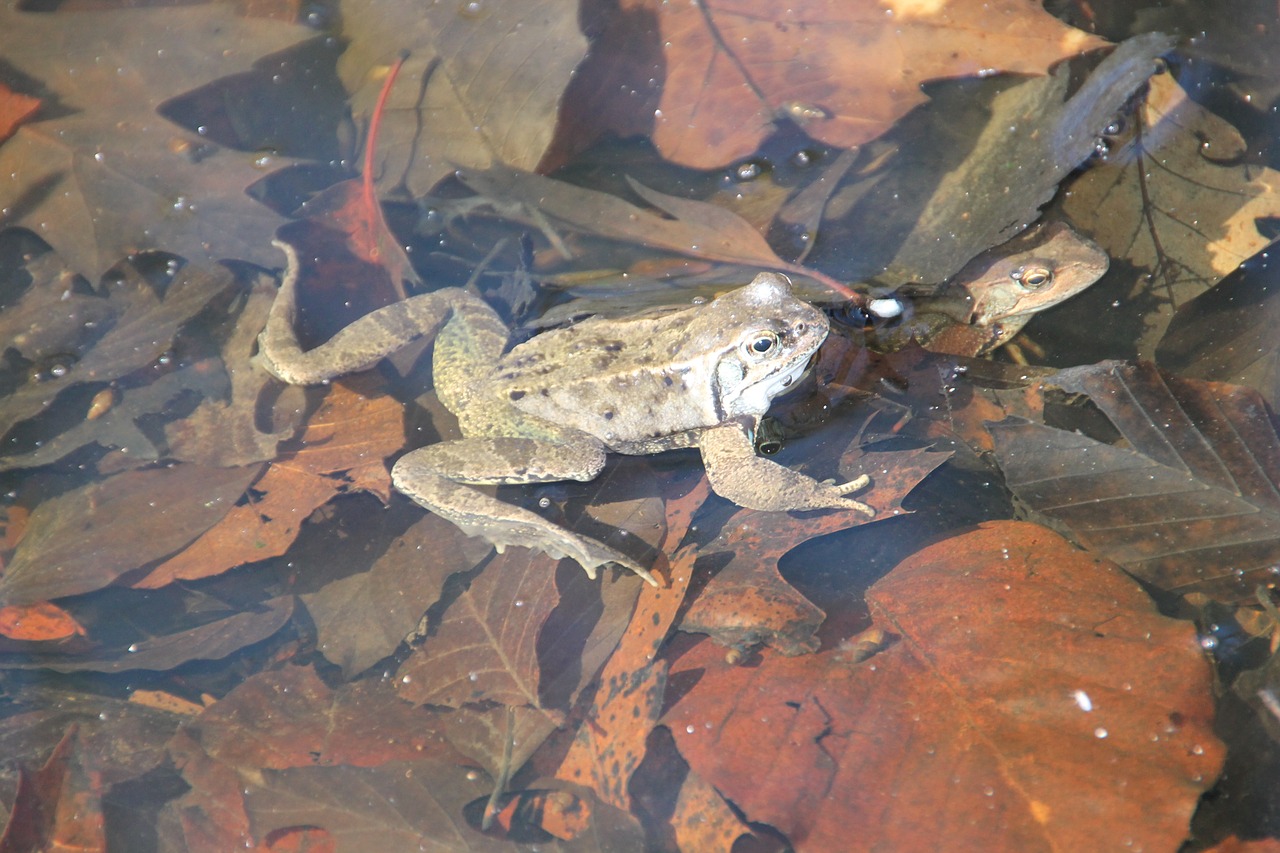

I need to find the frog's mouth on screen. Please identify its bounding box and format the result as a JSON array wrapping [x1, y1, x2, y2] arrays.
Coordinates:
[[765, 354, 815, 398]]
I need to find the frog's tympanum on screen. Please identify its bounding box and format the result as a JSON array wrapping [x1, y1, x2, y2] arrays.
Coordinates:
[[259, 242, 875, 587], [875, 222, 1109, 357]]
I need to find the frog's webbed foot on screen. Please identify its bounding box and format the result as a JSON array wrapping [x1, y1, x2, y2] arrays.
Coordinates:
[[699, 421, 877, 517], [392, 438, 661, 587]]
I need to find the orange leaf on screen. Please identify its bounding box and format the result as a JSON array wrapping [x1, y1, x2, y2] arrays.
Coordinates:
[[0, 81, 38, 144], [664, 521, 1223, 850], [0, 601, 85, 642], [134, 379, 404, 588]]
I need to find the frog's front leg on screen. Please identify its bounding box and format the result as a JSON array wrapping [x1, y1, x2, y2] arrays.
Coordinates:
[[391, 434, 661, 587], [698, 418, 876, 516]]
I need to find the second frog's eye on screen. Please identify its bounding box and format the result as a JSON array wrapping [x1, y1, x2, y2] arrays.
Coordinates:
[[1012, 265, 1053, 289], [743, 331, 780, 359]]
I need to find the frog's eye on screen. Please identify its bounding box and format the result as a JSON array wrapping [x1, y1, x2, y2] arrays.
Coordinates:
[[1013, 265, 1053, 289], [743, 331, 780, 359]]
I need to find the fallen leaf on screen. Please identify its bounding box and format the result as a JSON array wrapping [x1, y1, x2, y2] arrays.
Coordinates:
[[297, 53, 419, 299], [164, 274, 306, 468], [0, 261, 234, 446], [0, 463, 262, 605], [1156, 255, 1280, 409], [562, 0, 1106, 170], [0, 2, 309, 279], [989, 360, 1280, 600], [0, 602, 85, 643], [879, 34, 1172, 286], [338, 0, 585, 198], [1063, 71, 1280, 351], [0, 80, 38, 143], [182, 665, 463, 771], [301, 513, 475, 678], [681, 444, 949, 655], [664, 521, 1223, 851], [395, 547, 562, 716], [458, 166, 856, 298], [0, 688, 183, 785], [4, 597, 294, 674], [135, 378, 403, 589], [554, 478, 710, 811], [240, 759, 506, 852], [0, 727, 105, 853]]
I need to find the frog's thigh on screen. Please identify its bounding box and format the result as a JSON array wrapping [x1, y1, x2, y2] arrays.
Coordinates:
[[395, 435, 606, 486], [391, 435, 656, 583], [698, 421, 875, 516]]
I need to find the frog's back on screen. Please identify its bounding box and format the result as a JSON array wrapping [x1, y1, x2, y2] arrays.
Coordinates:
[[492, 309, 725, 447]]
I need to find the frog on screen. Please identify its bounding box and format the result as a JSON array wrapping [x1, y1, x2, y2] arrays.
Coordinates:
[[258, 240, 875, 587], [868, 222, 1109, 357]]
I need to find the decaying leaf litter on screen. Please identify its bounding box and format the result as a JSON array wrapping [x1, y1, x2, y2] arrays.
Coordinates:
[[0, 0, 1278, 849]]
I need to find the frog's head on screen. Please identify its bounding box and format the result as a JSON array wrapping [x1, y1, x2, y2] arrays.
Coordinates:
[[696, 273, 830, 419]]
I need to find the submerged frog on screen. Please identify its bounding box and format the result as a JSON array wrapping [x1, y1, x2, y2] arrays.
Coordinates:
[[259, 241, 874, 586], [870, 222, 1109, 357]]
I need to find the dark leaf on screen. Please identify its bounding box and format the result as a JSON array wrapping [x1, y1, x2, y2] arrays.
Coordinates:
[[989, 361, 1280, 599], [0, 463, 262, 605]]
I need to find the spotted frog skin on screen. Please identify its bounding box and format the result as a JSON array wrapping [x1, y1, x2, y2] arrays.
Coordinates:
[[258, 241, 874, 586], [877, 222, 1109, 357]]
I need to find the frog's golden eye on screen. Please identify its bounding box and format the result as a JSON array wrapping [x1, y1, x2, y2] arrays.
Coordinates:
[[1013, 265, 1053, 289], [743, 331, 780, 359]]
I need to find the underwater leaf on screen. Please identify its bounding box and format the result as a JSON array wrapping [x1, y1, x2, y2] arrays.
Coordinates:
[[561, 0, 1106, 170], [989, 361, 1280, 600], [665, 521, 1223, 851]]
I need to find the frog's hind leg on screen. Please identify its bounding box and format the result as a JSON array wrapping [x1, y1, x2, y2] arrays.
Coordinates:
[[391, 435, 660, 587], [257, 239, 505, 386]]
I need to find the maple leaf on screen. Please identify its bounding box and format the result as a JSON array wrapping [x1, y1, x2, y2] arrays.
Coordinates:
[[561, 0, 1107, 170], [0, 1, 310, 279]]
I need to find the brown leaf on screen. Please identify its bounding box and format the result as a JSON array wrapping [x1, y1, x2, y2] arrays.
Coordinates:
[[338, 0, 585, 198], [7, 597, 294, 674], [301, 513, 475, 678], [0, 463, 262, 605], [664, 521, 1223, 851], [1156, 256, 1280, 409], [165, 274, 305, 468], [164, 729, 257, 853], [0, 261, 234, 445], [554, 478, 711, 811], [183, 665, 464, 771], [396, 548, 561, 714], [0, 4, 309, 279], [681, 444, 949, 655], [564, 0, 1106, 170], [990, 361, 1280, 600], [456, 166, 856, 299], [0, 727, 105, 853], [1063, 72, 1280, 349], [240, 759, 507, 852], [136, 379, 403, 589]]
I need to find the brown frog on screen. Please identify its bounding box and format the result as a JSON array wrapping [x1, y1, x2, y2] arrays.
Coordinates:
[[870, 222, 1109, 357], [258, 241, 874, 586]]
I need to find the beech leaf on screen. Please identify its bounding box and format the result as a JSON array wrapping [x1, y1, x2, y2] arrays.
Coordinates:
[[989, 361, 1280, 600]]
